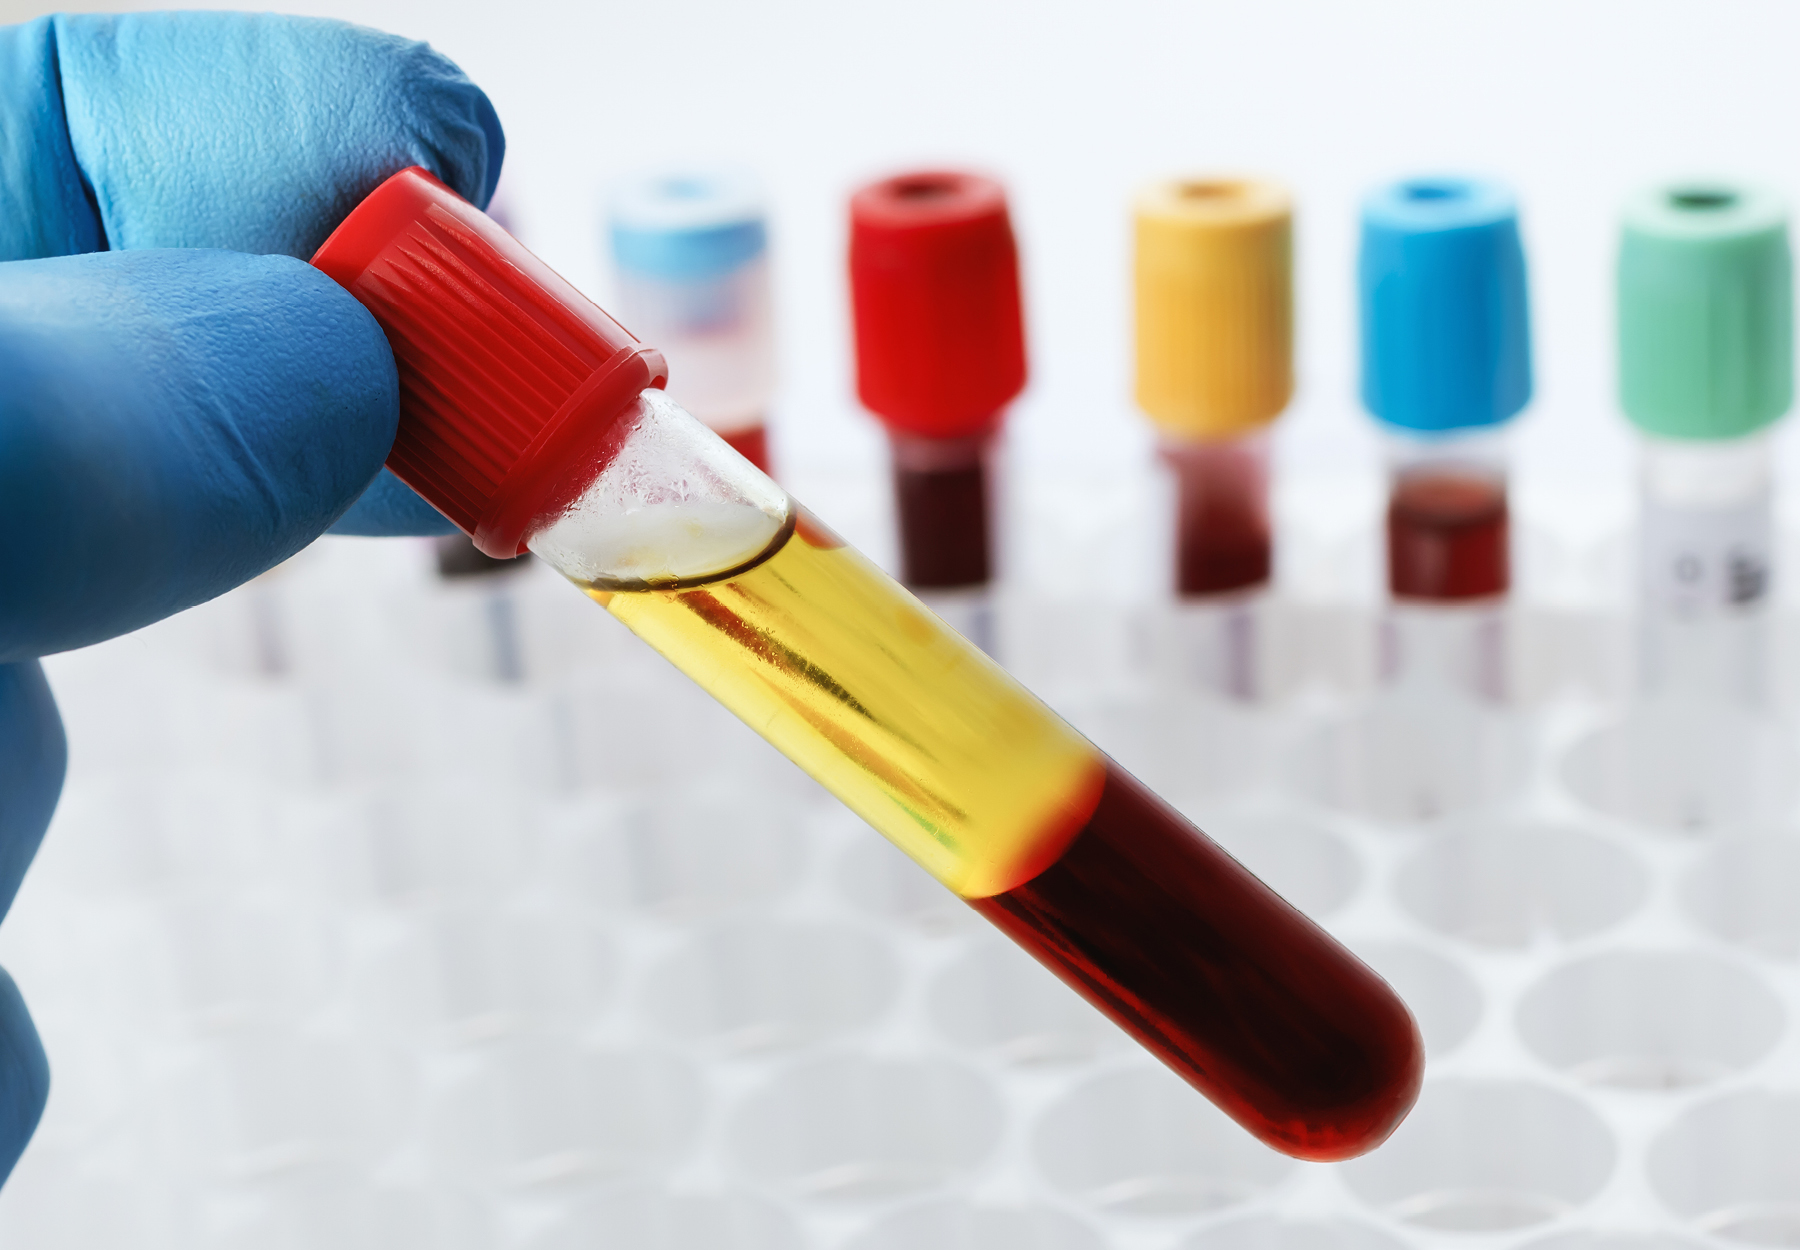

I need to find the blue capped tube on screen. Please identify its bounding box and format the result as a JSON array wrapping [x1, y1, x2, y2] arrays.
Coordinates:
[[610, 169, 777, 473], [1359, 176, 1533, 698]]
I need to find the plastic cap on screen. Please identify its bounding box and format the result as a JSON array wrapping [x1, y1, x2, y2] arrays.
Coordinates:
[[1359, 177, 1532, 433], [1618, 182, 1792, 441], [849, 170, 1026, 439], [311, 167, 667, 558], [611, 169, 768, 281], [1135, 177, 1293, 440]]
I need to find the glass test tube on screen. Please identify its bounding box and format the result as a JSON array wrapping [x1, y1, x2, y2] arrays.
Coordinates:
[[1637, 435, 1773, 703], [312, 167, 1423, 1161], [849, 172, 1024, 650], [610, 169, 777, 474], [1135, 179, 1291, 699], [1618, 183, 1792, 709], [1360, 178, 1532, 700]]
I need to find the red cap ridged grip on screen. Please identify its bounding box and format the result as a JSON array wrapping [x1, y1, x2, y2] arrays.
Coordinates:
[[311, 167, 668, 556], [849, 171, 1027, 439]]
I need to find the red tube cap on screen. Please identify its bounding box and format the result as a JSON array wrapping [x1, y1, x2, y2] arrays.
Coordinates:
[[849, 171, 1027, 440], [311, 167, 667, 557]]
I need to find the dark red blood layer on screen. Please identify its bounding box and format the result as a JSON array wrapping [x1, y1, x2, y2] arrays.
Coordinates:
[[1176, 492, 1271, 596], [894, 462, 991, 589], [1164, 442, 1271, 597], [970, 762, 1424, 1161], [1387, 471, 1509, 600], [721, 425, 772, 476]]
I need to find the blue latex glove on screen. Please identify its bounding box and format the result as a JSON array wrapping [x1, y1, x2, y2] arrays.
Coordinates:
[[0, 11, 503, 1184]]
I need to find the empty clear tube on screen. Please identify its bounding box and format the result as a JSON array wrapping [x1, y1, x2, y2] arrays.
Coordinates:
[[312, 166, 1422, 1160], [1636, 434, 1773, 703]]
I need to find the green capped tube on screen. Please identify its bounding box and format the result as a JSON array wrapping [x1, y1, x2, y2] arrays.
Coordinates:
[[1618, 182, 1793, 703]]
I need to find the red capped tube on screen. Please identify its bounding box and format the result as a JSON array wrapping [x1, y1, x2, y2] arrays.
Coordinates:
[[311, 167, 667, 558], [850, 171, 1025, 590]]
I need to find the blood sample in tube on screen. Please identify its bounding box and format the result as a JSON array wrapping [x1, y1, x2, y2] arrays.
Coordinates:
[[974, 762, 1421, 1159], [312, 166, 1423, 1161], [1136, 178, 1292, 600], [1386, 467, 1510, 601], [1360, 177, 1531, 612], [850, 171, 1025, 592]]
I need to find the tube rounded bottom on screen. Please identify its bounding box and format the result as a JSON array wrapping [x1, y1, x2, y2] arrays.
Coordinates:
[[970, 762, 1425, 1161]]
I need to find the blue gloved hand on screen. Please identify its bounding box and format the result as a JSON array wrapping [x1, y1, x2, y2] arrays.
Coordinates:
[[0, 10, 504, 1184]]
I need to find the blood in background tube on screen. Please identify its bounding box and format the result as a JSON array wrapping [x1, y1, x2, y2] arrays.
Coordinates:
[[896, 463, 989, 587], [1386, 469, 1509, 601], [1164, 437, 1272, 596], [890, 433, 992, 589], [1176, 488, 1269, 595], [974, 762, 1423, 1160]]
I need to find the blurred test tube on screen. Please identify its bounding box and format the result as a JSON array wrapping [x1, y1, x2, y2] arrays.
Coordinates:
[[1359, 176, 1533, 702], [1618, 181, 1792, 709], [610, 169, 778, 474], [435, 537, 529, 683], [1134, 177, 1292, 700], [848, 170, 1027, 654]]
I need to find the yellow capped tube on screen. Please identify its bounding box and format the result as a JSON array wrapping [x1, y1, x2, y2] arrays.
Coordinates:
[[1135, 178, 1293, 441], [1134, 178, 1292, 699]]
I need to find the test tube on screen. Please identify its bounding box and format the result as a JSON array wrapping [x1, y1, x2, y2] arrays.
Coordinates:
[[1618, 183, 1791, 707], [434, 536, 529, 683], [849, 172, 1024, 646], [312, 167, 1422, 1161], [610, 170, 777, 474], [1359, 178, 1532, 699], [1134, 178, 1291, 698]]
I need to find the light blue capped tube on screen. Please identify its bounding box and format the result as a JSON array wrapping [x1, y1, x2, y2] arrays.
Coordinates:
[[610, 169, 777, 472], [1360, 177, 1532, 439]]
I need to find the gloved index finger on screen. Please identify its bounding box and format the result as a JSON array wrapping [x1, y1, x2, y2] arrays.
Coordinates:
[[0, 18, 103, 260], [0, 11, 503, 263]]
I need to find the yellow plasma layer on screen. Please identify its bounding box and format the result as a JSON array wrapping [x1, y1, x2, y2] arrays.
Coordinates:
[[584, 509, 1104, 898]]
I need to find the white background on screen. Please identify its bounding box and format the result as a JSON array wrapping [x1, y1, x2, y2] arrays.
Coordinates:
[[1, 9, 1797, 1240]]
